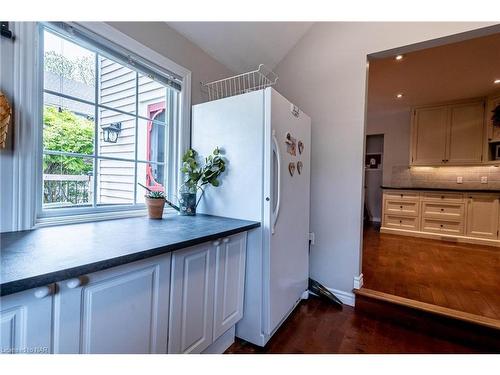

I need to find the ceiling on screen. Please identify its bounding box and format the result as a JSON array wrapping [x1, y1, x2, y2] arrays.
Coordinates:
[[167, 22, 313, 73], [368, 32, 500, 117]]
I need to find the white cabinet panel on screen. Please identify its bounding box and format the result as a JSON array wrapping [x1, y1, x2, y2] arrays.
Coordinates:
[[168, 242, 216, 354], [466, 194, 499, 239], [0, 286, 54, 354], [213, 233, 247, 340], [54, 254, 170, 354]]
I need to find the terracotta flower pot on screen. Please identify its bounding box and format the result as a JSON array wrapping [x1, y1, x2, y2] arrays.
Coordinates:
[[145, 197, 165, 219]]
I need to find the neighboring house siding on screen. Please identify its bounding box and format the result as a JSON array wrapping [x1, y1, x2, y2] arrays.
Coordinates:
[[98, 57, 168, 204], [44, 71, 94, 117]]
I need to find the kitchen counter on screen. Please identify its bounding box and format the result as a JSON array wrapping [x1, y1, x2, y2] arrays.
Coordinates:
[[381, 186, 500, 193], [0, 214, 260, 296]]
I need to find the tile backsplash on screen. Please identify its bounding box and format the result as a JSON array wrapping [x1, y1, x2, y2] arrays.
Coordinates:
[[391, 165, 500, 190]]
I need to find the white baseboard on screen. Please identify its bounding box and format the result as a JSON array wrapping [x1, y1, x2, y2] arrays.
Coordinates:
[[353, 273, 364, 290], [325, 287, 355, 307]]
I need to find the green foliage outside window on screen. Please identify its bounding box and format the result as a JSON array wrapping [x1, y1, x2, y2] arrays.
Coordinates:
[[43, 106, 94, 175]]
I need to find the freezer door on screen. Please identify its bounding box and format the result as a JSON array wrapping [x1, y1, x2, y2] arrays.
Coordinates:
[[192, 90, 265, 221], [265, 88, 311, 335]]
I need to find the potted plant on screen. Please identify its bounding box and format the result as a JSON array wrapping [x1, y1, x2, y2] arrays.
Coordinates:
[[492, 104, 500, 127], [138, 183, 166, 219], [178, 147, 226, 215]]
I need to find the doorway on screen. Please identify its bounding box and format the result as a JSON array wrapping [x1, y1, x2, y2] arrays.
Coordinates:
[[364, 134, 384, 225], [360, 29, 500, 328]]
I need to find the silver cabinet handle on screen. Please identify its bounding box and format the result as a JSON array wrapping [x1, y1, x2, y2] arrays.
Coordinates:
[[34, 286, 52, 299], [212, 240, 221, 246], [66, 278, 82, 289], [222, 237, 230, 243]]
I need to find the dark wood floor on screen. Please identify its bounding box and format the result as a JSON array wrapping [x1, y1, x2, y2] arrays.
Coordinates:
[[226, 297, 482, 353], [362, 225, 500, 320]]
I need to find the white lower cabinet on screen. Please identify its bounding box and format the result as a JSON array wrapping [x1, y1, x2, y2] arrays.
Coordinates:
[[1, 230, 248, 354], [54, 254, 171, 354], [168, 241, 216, 354], [0, 285, 54, 354], [213, 233, 247, 340], [168, 232, 247, 354]]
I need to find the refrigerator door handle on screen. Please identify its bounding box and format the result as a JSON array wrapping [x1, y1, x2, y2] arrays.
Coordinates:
[[271, 129, 281, 234]]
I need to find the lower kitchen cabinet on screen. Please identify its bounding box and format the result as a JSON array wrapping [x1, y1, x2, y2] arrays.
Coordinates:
[[381, 189, 500, 246], [168, 241, 216, 354], [466, 194, 499, 239], [0, 285, 54, 354], [54, 254, 171, 354], [213, 233, 247, 340], [168, 232, 247, 354], [1, 230, 249, 354]]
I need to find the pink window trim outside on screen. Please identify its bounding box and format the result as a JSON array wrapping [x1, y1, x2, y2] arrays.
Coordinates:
[[146, 101, 166, 192]]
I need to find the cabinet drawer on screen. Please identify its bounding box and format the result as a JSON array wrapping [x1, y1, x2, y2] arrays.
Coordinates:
[[384, 191, 420, 201], [383, 215, 419, 231], [422, 192, 464, 203], [421, 218, 464, 235], [421, 201, 465, 221], [385, 200, 419, 217]]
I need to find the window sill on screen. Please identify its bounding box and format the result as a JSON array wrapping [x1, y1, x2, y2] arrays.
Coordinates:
[[35, 207, 178, 228]]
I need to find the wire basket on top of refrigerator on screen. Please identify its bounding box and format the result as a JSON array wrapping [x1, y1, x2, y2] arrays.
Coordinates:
[[201, 64, 278, 102]]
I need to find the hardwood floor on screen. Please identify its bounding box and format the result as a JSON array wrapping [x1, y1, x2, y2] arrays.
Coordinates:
[[362, 224, 500, 321], [226, 297, 484, 353]]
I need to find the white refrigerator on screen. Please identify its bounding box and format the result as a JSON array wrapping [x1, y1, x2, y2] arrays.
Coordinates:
[[192, 87, 311, 346]]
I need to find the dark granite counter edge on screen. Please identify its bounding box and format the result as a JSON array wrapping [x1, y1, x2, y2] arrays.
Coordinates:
[[0, 221, 260, 297], [381, 186, 500, 193]]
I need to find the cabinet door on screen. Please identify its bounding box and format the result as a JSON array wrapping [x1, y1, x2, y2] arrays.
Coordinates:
[[213, 233, 247, 340], [168, 242, 216, 354], [411, 106, 448, 165], [447, 102, 484, 164], [54, 254, 170, 354], [466, 195, 499, 239], [1, 285, 54, 354]]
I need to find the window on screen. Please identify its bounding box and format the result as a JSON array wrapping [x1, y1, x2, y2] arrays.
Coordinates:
[[39, 24, 184, 218]]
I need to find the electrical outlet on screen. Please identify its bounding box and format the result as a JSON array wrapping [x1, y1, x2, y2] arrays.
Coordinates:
[[456, 176, 463, 184], [481, 176, 488, 184], [309, 232, 315, 245]]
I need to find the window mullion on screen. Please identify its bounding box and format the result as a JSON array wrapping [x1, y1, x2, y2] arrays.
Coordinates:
[[133, 72, 139, 205], [93, 53, 99, 208]]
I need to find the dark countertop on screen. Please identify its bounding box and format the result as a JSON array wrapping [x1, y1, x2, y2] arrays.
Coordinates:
[[0, 214, 260, 296], [381, 186, 500, 193]]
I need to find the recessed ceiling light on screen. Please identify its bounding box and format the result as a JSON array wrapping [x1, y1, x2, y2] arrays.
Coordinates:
[[494, 79, 500, 84], [396, 93, 404, 99], [395, 55, 404, 61]]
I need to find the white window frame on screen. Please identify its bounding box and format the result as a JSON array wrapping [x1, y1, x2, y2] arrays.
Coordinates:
[[12, 22, 191, 229]]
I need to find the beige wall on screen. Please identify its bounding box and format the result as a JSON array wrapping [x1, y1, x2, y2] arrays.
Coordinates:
[[273, 22, 497, 296], [366, 110, 411, 185], [107, 22, 234, 106]]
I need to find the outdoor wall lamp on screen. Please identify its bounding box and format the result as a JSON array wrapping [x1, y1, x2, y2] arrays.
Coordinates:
[[101, 122, 122, 143]]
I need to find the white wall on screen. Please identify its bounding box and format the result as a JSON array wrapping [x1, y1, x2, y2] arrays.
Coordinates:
[[273, 22, 496, 297], [366, 110, 411, 185], [107, 22, 234, 106]]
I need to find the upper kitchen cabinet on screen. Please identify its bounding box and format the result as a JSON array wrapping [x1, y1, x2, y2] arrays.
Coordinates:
[[446, 101, 485, 164], [410, 105, 449, 165], [410, 99, 485, 166]]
